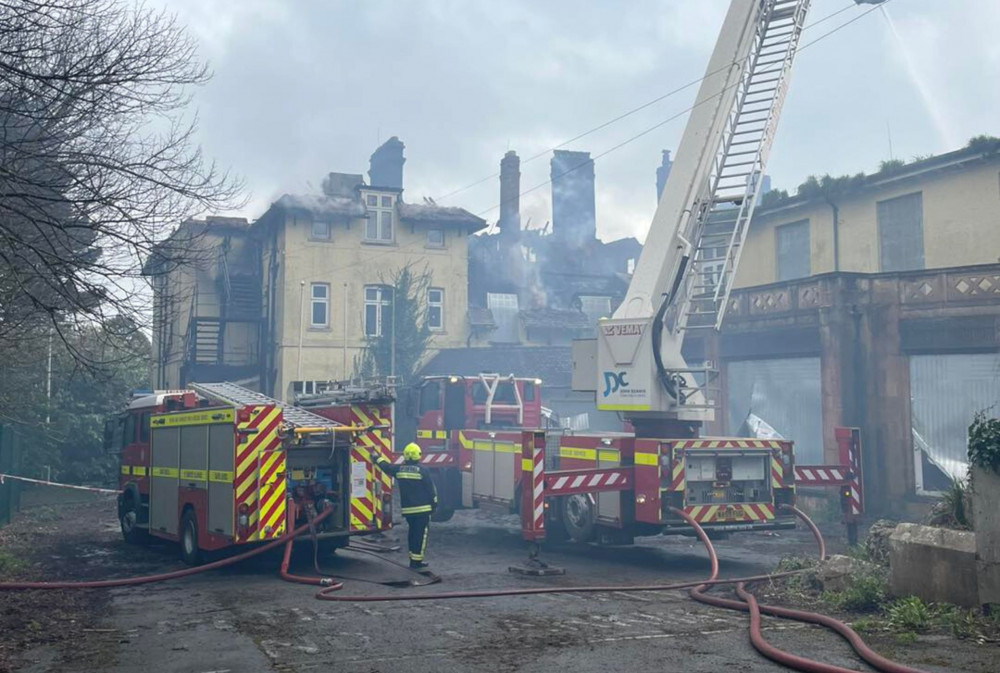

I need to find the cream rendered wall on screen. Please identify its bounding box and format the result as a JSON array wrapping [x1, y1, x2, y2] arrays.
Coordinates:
[[273, 206, 471, 397], [734, 161, 1000, 288]]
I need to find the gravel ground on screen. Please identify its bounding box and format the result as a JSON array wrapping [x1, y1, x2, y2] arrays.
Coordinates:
[[1, 490, 996, 672]]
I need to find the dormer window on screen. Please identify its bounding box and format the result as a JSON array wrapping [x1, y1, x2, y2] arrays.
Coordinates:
[[364, 192, 394, 243]]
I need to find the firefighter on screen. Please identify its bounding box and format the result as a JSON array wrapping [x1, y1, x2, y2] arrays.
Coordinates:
[[374, 442, 437, 570]]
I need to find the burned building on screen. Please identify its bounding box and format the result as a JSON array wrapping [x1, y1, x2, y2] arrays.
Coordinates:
[[467, 148, 641, 347]]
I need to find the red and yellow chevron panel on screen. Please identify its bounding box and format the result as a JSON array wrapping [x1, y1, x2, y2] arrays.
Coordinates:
[[235, 405, 282, 542], [771, 454, 784, 488], [350, 405, 392, 521], [684, 503, 775, 523], [669, 452, 685, 491], [676, 439, 783, 450], [257, 448, 287, 540], [349, 446, 374, 531]]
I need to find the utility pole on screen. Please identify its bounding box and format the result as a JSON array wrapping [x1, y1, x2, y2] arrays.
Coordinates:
[[342, 282, 348, 380], [296, 281, 305, 391]]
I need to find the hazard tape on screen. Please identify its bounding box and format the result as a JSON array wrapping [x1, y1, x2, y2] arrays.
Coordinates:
[[0, 473, 118, 494]]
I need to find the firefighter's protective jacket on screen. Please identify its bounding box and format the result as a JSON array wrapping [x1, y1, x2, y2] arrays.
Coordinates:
[[375, 457, 438, 516]]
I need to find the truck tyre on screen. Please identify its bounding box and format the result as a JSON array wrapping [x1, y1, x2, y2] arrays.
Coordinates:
[[561, 494, 597, 543], [180, 509, 202, 566], [317, 537, 348, 557], [119, 493, 148, 545], [432, 506, 455, 522]]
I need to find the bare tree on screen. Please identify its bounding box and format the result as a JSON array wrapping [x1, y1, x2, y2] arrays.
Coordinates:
[[0, 0, 242, 371]]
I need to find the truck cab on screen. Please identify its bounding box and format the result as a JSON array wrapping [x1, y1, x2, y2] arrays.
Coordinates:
[[412, 374, 543, 435]]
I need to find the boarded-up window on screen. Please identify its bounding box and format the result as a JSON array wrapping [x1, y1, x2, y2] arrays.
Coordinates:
[[877, 192, 924, 272], [775, 219, 810, 281]]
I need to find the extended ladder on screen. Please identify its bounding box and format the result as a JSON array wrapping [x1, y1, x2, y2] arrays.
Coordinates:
[[678, 0, 811, 331], [189, 381, 342, 429]]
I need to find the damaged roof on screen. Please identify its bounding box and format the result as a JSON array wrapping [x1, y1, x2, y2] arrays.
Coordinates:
[[397, 202, 486, 230], [272, 193, 366, 219], [258, 194, 486, 231], [519, 307, 591, 331], [419, 346, 573, 388]]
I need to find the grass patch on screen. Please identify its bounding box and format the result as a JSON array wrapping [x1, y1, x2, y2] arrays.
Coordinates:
[[887, 596, 932, 632], [894, 631, 918, 645], [823, 572, 887, 612], [850, 616, 881, 634], [0, 549, 26, 578]]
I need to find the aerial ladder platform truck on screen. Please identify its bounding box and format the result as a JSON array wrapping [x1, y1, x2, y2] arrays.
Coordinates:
[[110, 382, 392, 564], [408, 0, 863, 546]]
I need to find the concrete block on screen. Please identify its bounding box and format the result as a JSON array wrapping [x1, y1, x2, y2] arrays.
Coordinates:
[[972, 466, 1000, 607], [888, 523, 979, 608]]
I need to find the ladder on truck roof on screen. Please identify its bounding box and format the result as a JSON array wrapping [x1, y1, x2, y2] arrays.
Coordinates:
[[680, 0, 810, 332], [189, 381, 342, 430]]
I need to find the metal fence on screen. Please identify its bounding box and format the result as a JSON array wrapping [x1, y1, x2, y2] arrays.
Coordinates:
[[0, 425, 22, 527]]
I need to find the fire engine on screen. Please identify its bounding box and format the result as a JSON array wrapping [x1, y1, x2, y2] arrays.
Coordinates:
[[107, 382, 392, 564], [398, 0, 864, 546]]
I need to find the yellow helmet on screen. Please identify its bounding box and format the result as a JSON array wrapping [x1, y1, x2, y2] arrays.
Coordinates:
[[403, 442, 422, 462]]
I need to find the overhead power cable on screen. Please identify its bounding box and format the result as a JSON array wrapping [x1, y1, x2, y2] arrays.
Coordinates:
[[474, 0, 891, 224], [435, 1, 860, 205]]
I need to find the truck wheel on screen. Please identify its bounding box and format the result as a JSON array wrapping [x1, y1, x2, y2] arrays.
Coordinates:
[[119, 494, 148, 545], [180, 509, 202, 566], [432, 506, 455, 522], [561, 494, 596, 542], [317, 537, 348, 557]]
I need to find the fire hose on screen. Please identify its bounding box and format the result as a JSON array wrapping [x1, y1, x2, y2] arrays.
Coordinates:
[[0, 480, 928, 673], [314, 506, 929, 673], [0, 507, 337, 590]]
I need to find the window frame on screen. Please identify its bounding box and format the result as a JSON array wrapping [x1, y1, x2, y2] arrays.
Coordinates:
[[427, 287, 444, 332], [363, 191, 395, 244], [310, 282, 330, 328], [426, 228, 445, 248], [774, 218, 811, 282], [877, 191, 925, 273], [363, 285, 392, 337], [310, 219, 332, 241]]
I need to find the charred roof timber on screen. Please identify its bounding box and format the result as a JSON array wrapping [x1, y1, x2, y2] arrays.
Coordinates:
[[368, 136, 405, 191]]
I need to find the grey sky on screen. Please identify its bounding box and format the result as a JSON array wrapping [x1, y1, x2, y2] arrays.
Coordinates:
[[156, 0, 1000, 243]]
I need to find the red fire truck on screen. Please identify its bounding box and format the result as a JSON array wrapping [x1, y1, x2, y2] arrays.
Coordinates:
[[399, 374, 798, 542], [107, 382, 391, 564]]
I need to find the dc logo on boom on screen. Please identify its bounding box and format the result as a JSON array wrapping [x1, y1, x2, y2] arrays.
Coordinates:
[[602, 371, 628, 397]]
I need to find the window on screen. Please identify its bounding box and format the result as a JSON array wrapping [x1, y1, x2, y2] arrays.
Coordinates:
[[487, 292, 519, 343], [523, 381, 535, 402], [364, 192, 394, 243], [775, 219, 810, 281], [427, 288, 444, 331], [311, 219, 331, 240], [290, 380, 333, 399], [878, 192, 924, 272], [419, 380, 442, 415], [139, 412, 151, 442], [626, 257, 636, 275], [364, 285, 392, 337], [426, 229, 445, 248], [123, 413, 137, 446], [310, 283, 329, 328]]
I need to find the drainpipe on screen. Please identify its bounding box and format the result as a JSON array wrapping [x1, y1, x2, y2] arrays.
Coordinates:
[[296, 281, 305, 387], [827, 198, 840, 272]]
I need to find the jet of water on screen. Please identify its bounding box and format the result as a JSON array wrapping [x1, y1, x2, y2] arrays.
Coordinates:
[[879, 5, 958, 150]]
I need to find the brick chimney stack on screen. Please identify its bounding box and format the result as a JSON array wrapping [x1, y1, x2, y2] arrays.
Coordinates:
[[550, 149, 596, 248], [368, 136, 405, 190], [499, 150, 521, 237]]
